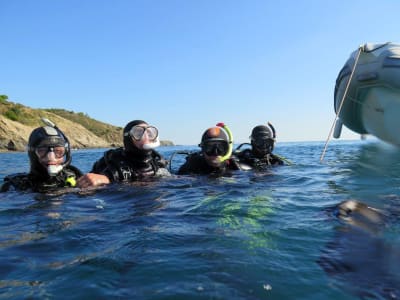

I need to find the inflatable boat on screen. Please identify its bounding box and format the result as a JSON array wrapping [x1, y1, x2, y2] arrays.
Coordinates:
[[334, 42, 400, 146]]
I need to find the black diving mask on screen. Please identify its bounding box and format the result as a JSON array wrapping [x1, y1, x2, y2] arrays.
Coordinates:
[[202, 141, 228, 156]]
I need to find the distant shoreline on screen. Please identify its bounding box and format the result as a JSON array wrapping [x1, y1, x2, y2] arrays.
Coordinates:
[[0, 144, 179, 154]]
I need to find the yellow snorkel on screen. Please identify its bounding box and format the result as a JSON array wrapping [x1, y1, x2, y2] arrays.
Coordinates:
[[216, 122, 233, 162]]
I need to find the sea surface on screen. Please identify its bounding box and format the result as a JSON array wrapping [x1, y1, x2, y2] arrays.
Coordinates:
[[0, 140, 400, 300]]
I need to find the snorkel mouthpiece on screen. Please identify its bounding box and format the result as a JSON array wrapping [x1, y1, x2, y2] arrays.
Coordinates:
[[142, 138, 161, 150], [216, 122, 233, 162], [47, 165, 63, 176]]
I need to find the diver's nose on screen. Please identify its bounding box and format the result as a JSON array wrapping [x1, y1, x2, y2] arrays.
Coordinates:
[[45, 149, 57, 161], [211, 146, 219, 156]]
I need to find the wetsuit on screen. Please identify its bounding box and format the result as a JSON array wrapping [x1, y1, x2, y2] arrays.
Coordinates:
[[236, 148, 284, 169], [91, 147, 170, 182], [177, 152, 240, 176], [0, 166, 82, 193]]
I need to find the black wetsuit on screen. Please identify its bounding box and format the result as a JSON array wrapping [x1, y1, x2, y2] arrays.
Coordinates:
[[91, 147, 170, 182], [0, 166, 82, 193], [236, 148, 284, 169], [177, 152, 240, 176]]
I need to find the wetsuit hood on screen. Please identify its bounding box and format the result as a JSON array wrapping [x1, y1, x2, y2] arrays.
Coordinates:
[[28, 126, 71, 178], [250, 125, 275, 156], [200, 126, 229, 146]]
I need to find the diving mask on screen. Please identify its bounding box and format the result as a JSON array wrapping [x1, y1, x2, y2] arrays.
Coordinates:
[[202, 141, 229, 156], [129, 125, 158, 142], [35, 145, 66, 159]]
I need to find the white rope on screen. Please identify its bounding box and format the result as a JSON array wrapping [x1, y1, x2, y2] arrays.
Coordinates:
[[320, 46, 363, 161]]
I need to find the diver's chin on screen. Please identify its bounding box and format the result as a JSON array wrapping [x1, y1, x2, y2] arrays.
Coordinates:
[[255, 149, 268, 157], [207, 157, 223, 168]]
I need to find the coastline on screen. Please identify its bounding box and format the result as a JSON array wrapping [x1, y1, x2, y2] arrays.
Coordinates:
[[0, 142, 176, 153]]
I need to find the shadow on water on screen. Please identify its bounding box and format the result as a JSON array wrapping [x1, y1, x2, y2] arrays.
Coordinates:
[[312, 141, 400, 299], [318, 199, 400, 299]]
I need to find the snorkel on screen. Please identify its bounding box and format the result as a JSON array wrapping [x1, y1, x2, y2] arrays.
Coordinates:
[[40, 117, 72, 177], [216, 122, 233, 162], [267, 122, 276, 140]]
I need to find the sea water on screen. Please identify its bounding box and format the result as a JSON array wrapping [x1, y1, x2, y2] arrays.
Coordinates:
[[0, 140, 399, 299]]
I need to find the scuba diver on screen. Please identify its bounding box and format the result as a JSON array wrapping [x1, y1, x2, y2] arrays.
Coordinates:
[[0, 118, 82, 193], [177, 123, 240, 176], [77, 120, 170, 188], [234, 122, 286, 169]]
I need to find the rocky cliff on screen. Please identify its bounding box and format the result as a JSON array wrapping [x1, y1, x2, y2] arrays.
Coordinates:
[[0, 114, 120, 151]]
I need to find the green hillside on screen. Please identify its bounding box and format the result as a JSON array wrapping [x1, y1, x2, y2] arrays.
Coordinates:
[[0, 95, 122, 144], [0, 95, 173, 148], [44, 109, 122, 143]]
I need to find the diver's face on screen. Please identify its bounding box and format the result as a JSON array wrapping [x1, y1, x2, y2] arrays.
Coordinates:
[[35, 145, 66, 176], [202, 141, 228, 167], [252, 138, 274, 156], [129, 123, 159, 150]]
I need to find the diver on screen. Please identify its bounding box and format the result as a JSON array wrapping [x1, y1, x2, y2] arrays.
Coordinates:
[[234, 122, 286, 169], [177, 123, 240, 176], [77, 120, 170, 188], [0, 118, 82, 193]]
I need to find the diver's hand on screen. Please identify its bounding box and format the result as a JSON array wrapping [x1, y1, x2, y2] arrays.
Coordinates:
[[77, 173, 110, 188]]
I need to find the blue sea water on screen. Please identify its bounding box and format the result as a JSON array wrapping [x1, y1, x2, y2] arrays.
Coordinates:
[[0, 140, 400, 299]]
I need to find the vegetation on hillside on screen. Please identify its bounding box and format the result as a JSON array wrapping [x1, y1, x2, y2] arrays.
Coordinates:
[[0, 95, 122, 144], [45, 108, 122, 143], [0, 94, 174, 147], [0, 95, 44, 126]]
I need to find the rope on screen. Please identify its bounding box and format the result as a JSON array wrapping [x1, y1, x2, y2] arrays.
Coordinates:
[[320, 46, 363, 162]]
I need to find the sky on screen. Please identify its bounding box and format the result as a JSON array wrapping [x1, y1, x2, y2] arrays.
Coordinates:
[[1, 0, 400, 145]]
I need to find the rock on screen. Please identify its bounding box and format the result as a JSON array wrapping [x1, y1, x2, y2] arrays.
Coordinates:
[[160, 140, 174, 146], [7, 140, 16, 151]]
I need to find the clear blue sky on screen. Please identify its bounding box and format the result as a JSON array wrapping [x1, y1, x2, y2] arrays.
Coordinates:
[[1, 0, 399, 145]]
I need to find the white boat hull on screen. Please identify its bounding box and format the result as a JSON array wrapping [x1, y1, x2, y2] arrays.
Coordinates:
[[362, 88, 400, 146]]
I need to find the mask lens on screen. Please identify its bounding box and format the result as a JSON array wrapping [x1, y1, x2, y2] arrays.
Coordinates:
[[35, 147, 49, 158], [130, 126, 158, 141], [130, 126, 146, 141], [144, 126, 158, 141], [35, 146, 66, 159], [53, 146, 66, 158], [203, 141, 228, 156], [253, 138, 273, 150]]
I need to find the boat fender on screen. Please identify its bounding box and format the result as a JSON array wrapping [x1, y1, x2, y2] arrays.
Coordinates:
[[333, 119, 343, 139]]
